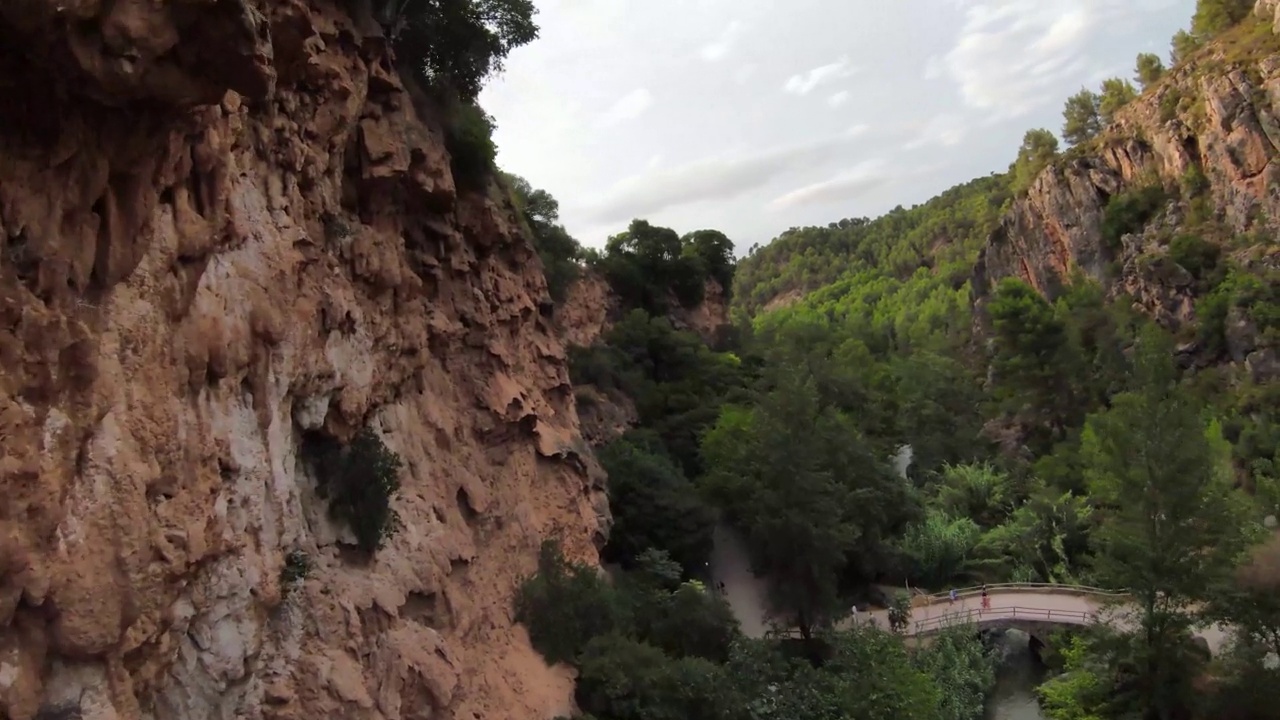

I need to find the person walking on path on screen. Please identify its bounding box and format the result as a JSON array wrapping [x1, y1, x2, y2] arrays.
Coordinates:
[[850, 605, 859, 625], [980, 584, 990, 612], [948, 588, 957, 605]]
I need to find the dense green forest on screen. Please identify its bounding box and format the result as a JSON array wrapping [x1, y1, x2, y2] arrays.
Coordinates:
[[408, 0, 1280, 718]]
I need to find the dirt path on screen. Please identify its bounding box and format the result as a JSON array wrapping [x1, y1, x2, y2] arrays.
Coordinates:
[[707, 523, 772, 638]]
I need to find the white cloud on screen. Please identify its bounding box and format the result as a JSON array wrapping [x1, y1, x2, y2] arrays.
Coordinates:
[[784, 56, 861, 96], [700, 20, 743, 61], [598, 88, 654, 127], [768, 159, 890, 211], [934, 0, 1171, 119], [579, 131, 869, 224], [828, 91, 851, 108], [844, 124, 870, 139], [903, 113, 969, 150], [480, 0, 1194, 249]]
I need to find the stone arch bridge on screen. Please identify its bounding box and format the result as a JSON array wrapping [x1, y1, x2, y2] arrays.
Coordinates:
[[857, 583, 1231, 654]]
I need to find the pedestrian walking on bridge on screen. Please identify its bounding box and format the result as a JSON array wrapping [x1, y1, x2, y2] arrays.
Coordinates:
[[980, 584, 990, 612]]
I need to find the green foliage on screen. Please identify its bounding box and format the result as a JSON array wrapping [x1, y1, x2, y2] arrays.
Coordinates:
[[1098, 78, 1138, 124], [569, 310, 748, 478], [443, 101, 498, 188], [1062, 89, 1102, 146], [1180, 162, 1210, 197], [598, 435, 715, 573], [1011, 128, 1060, 195], [595, 219, 731, 315], [912, 628, 998, 720], [1082, 325, 1252, 719], [625, 576, 742, 662], [987, 278, 1073, 441], [733, 174, 1010, 316], [701, 371, 913, 638], [310, 428, 404, 555], [1167, 233, 1223, 288], [933, 463, 1015, 528], [728, 627, 947, 720], [1171, 29, 1204, 65], [1196, 266, 1280, 357], [1036, 634, 1111, 720], [380, 0, 539, 100], [896, 510, 982, 589], [1100, 183, 1167, 250], [515, 540, 626, 665], [1191, 0, 1254, 40], [575, 634, 741, 720], [1135, 52, 1166, 89], [682, 229, 737, 294], [1159, 86, 1187, 123], [280, 550, 311, 592], [504, 173, 583, 302]]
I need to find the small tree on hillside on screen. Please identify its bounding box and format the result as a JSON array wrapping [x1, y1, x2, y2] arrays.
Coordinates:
[[1135, 53, 1166, 89], [1062, 89, 1102, 146], [1099, 78, 1139, 125], [1191, 0, 1254, 39], [1010, 128, 1060, 194], [1171, 29, 1204, 65]]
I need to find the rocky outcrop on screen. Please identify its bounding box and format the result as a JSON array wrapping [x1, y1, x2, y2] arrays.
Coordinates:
[[974, 5, 1280, 333], [0, 2, 607, 719], [554, 272, 731, 350], [670, 278, 732, 348], [554, 271, 616, 349]]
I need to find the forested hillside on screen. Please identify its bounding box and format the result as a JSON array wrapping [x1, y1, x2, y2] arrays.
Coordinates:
[[512, 2, 1280, 720], [733, 174, 1011, 316]]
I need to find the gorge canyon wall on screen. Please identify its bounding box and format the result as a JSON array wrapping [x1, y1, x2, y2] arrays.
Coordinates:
[[0, 1, 609, 719]]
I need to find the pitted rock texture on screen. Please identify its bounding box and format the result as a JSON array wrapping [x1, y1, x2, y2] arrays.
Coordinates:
[[0, 2, 607, 719]]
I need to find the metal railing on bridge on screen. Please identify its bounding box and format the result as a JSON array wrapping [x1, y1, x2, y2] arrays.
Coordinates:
[[914, 582, 1130, 604], [908, 605, 1098, 635]]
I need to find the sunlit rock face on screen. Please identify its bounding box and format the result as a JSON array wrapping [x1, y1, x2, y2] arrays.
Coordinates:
[[0, 2, 608, 718]]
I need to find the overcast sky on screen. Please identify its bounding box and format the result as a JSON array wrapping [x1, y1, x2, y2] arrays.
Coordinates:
[[479, 0, 1196, 253]]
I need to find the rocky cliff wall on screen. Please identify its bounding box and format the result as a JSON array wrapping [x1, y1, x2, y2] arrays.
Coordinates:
[[0, 2, 608, 719], [974, 4, 1280, 334]]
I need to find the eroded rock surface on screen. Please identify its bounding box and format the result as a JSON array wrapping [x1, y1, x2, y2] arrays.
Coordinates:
[[0, 2, 607, 719], [974, 3, 1280, 335]]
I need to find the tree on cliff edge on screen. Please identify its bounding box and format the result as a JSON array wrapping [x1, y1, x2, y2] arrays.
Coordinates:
[[1061, 89, 1102, 146], [1135, 53, 1166, 89], [360, 0, 539, 99]]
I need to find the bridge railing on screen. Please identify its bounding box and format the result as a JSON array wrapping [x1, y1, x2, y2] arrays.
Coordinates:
[[908, 606, 1098, 635], [915, 582, 1130, 605]]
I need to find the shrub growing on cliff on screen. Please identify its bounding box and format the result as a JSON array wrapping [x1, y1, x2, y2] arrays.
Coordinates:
[[515, 540, 626, 665], [444, 101, 498, 189], [310, 428, 404, 554], [1100, 183, 1167, 250], [504, 173, 584, 302]]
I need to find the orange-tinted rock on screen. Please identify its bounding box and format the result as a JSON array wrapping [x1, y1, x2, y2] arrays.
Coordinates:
[[0, 1, 606, 719]]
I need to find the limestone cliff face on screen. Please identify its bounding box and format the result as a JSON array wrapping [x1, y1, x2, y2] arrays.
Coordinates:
[[974, 2, 1280, 339], [0, 2, 608, 719]]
